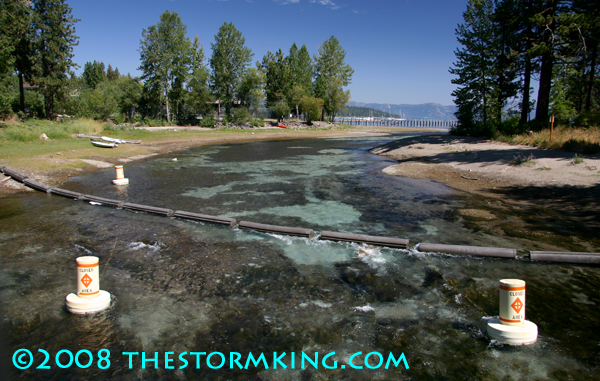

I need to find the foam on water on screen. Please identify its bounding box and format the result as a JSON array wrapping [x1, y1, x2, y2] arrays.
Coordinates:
[[233, 199, 362, 226]]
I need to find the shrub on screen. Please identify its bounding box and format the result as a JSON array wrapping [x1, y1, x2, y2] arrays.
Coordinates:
[[510, 153, 536, 166], [496, 116, 527, 137], [571, 154, 585, 165], [300, 96, 323, 125], [200, 115, 215, 128], [232, 108, 252, 125], [251, 117, 264, 127]]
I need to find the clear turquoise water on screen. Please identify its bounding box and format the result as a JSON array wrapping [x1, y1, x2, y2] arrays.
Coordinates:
[[0, 134, 598, 380]]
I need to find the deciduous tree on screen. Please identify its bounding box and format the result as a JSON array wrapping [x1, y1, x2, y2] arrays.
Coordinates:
[[314, 36, 353, 120], [139, 10, 192, 122], [209, 22, 253, 117]]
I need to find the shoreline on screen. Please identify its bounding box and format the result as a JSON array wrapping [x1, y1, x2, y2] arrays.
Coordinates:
[[0, 126, 400, 195], [2, 128, 599, 251], [371, 134, 600, 252]]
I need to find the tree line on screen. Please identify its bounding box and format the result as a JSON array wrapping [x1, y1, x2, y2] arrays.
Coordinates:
[[450, 0, 599, 136], [0, 1, 354, 125]]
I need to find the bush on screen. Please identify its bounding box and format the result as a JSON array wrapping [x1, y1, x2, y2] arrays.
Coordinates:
[[232, 108, 252, 125], [496, 116, 528, 137], [300, 96, 323, 125], [200, 115, 215, 128], [450, 121, 497, 138], [251, 117, 264, 127], [139, 117, 168, 127], [574, 111, 600, 128], [222, 114, 231, 127]]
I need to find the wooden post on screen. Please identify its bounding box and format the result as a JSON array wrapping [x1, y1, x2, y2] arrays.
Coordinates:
[[550, 115, 555, 141]]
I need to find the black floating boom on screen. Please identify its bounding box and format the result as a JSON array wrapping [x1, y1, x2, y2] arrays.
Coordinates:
[[50, 188, 84, 200], [174, 210, 236, 226], [83, 195, 125, 208], [123, 202, 174, 217], [320, 231, 409, 248], [530, 251, 600, 264], [417, 243, 516, 259], [239, 221, 314, 238], [2, 168, 28, 182], [24, 178, 52, 193]]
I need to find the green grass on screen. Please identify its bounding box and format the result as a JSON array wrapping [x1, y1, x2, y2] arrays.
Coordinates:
[[571, 154, 585, 165], [0, 118, 104, 142]]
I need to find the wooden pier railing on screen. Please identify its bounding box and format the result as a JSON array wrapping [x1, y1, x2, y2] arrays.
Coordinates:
[[335, 117, 457, 129]]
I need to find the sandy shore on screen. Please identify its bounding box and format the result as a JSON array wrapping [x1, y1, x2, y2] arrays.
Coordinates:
[[371, 133, 600, 196], [371, 133, 600, 252]]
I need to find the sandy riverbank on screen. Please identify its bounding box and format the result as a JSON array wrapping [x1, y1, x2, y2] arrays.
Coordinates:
[[371, 133, 600, 252]]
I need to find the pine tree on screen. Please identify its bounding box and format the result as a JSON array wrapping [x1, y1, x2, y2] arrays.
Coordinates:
[[139, 10, 192, 122], [82, 60, 105, 89], [0, 0, 33, 116], [32, 0, 79, 120], [450, 0, 497, 135], [209, 22, 253, 117], [261, 49, 291, 109]]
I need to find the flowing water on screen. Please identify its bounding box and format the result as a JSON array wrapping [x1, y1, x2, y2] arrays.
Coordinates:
[[1, 133, 599, 380]]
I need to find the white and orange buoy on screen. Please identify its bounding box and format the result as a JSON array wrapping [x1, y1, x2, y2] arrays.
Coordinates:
[[112, 165, 129, 185], [65, 256, 111, 314], [486, 279, 538, 345]]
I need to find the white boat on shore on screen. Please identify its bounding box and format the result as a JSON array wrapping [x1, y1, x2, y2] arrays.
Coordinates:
[[91, 140, 118, 148]]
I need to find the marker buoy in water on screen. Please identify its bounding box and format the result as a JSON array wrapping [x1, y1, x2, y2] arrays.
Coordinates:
[[112, 165, 129, 185], [486, 279, 537, 345], [65, 256, 111, 314]]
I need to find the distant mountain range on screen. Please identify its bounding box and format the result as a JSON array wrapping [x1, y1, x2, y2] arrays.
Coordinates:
[[347, 101, 457, 120]]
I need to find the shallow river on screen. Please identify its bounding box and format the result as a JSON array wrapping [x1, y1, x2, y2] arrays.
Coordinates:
[[1, 134, 599, 380]]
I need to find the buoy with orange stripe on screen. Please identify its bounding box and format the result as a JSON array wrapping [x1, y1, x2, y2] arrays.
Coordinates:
[[65, 256, 111, 314], [486, 279, 538, 345], [112, 165, 129, 185]]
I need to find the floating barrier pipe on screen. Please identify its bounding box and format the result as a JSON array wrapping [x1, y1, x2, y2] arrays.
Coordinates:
[[417, 243, 516, 259], [24, 178, 52, 193], [530, 251, 600, 264], [50, 187, 84, 200], [83, 195, 125, 208], [174, 210, 236, 226], [320, 231, 409, 249], [2, 168, 27, 182], [486, 279, 537, 345], [65, 256, 111, 314], [123, 202, 174, 217], [239, 221, 314, 238]]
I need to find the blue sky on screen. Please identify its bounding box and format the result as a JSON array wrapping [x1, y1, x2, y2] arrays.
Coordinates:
[[70, 0, 468, 106]]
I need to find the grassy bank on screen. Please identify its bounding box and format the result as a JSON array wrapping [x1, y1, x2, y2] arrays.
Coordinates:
[[500, 126, 600, 154], [0, 119, 361, 183]]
